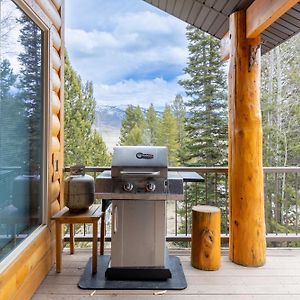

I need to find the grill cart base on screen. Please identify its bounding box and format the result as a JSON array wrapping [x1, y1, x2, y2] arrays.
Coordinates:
[[105, 264, 171, 281]]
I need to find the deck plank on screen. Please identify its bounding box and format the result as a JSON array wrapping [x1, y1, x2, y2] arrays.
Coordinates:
[[33, 248, 300, 299]]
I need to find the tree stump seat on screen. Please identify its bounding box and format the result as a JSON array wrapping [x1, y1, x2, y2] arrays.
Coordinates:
[[191, 205, 221, 271]]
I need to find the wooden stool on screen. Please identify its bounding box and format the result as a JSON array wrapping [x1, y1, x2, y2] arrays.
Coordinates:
[[191, 205, 221, 270], [52, 204, 103, 274]]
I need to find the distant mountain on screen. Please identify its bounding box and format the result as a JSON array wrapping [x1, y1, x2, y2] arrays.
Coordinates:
[[94, 104, 165, 152], [95, 105, 126, 128], [95, 104, 164, 129]]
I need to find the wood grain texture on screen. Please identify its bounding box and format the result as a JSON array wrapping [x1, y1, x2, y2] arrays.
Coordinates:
[[0, 0, 63, 299], [50, 180, 61, 203], [51, 0, 62, 10], [52, 68, 61, 93], [220, 31, 230, 61], [191, 206, 221, 271], [51, 200, 61, 217], [51, 46, 61, 71], [13, 251, 52, 300], [52, 113, 60, 136], [0, 228, 51, 300], [35, 0, 61, 30], [246, 0, 299, 38], [33, 249, 300, 299], [51, 91, 61, 115], [228, 11, 266, 267], [52, 26, 61, 51], [58, 0, 65, 209], [52, 136, 60, 152]]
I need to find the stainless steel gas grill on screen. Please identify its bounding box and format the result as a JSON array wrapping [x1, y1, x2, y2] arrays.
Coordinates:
[[95, 146, 203, 281]]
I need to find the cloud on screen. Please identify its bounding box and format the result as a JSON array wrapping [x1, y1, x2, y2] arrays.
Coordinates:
[[65, 0, 188, 108], [66, 29, 121, 53], [94, 77, 185, 108]]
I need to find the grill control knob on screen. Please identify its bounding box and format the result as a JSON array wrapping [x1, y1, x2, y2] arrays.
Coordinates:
[[145, 182, 156, 192], [123, 183, 133, 192]]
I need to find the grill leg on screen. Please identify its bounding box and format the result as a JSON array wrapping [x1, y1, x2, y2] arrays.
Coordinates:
[[92, 220, 98, 273], [70, 224, 75, 254], [100, 212, 105, 255]]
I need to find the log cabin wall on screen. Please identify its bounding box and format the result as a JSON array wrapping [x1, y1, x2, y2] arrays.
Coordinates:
[[0, 0, 64, 299]]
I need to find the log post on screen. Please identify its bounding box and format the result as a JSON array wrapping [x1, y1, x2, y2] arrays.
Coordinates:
[[191, 205, 221, 271], [228, 10, 266, 267]]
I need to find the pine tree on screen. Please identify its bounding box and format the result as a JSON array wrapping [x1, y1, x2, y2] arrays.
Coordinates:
[[0, 59, 25, 166], [119, 105, 145, 145], [179, 26, 227, 167], [0, 59, 17, 99], [64, 52, 111, 166], [171, 94, 186, 165], [261, 34, 300, 234], [17, 13, 43, 170], [145, 103, 159, 145], [17, 14, 42, 119], [157, 105, 179, 166], [177, 26, 228, 237]]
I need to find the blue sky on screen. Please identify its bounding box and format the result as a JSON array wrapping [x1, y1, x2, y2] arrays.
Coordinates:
[[65, 0, 188, 108]]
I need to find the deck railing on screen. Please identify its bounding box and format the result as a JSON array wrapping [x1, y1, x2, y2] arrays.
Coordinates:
[[64, 166, 300, 245]]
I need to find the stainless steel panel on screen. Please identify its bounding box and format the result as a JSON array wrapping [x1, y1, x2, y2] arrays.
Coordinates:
[[111, 200, 166, 267], [112, 146, 168, 168]]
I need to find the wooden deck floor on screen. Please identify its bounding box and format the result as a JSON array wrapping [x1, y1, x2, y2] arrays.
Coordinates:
[[33, 248, 300, 300]]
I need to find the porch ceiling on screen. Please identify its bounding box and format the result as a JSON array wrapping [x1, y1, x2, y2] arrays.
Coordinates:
[[143, 0, 300, 54]]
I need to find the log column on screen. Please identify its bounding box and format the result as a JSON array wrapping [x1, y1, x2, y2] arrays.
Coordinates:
[[228, 11, 266, 266]]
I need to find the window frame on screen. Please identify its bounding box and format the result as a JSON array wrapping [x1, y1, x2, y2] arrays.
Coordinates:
[[0, 0, 51, 272]]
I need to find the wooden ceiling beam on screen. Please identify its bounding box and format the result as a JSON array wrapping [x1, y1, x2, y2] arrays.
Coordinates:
[[220, 32, 230, 61], [246, 0, 299, 38], [221, 0, 299, 60]]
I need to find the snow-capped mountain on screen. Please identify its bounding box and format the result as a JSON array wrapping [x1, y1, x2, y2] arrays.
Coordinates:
[[94, 104, 164, 152], [95, 105, 126, 128]]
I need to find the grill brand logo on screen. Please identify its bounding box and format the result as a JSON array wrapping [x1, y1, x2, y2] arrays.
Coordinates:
[[136, 152, 154, 159]]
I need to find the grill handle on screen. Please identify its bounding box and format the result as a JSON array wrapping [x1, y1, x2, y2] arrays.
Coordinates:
[[113, 205, 118, 234], [119, 171, 161, 176]]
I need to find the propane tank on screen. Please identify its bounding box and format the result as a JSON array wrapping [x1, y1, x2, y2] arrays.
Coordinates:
[[64, 166, 94, 212]]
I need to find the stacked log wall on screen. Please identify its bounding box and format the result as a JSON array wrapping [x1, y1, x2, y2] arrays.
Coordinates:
[[0, 1, 64, 299]]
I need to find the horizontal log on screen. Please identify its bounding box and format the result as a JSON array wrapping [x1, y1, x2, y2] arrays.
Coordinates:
[[50, 199, 61, 217], [51, 91, 60, 115], [52, 113, 60, 137], [35, 0, 61, 30], [247, 0, 299, 38], [52, 68, 61, 93], [52, 136, 60, 152], [50, 180, 60, 203], [52, 26, 61, 51], [13, 249, 52, 300], [51, 0, 62, 10], [0, 228, 51, 298], [51, 47, 61, 72]]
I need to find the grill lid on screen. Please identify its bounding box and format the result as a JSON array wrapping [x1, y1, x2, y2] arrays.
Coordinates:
[[112, 146, 168, 168]]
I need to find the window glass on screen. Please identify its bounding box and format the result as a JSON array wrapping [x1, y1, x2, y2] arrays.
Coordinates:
[[0, 0, 44, 261]]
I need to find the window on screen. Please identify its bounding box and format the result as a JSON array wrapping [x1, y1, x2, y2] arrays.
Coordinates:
[[0, 0, 45, 261]]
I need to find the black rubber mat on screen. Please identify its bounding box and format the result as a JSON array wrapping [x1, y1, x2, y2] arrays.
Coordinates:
[[78, 255, 187, 290]]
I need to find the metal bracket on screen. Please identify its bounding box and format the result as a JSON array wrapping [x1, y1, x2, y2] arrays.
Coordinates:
[[249, 44, 260, 71]]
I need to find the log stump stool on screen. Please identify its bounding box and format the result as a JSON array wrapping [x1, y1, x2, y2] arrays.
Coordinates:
[[191, 205, 221, 270]]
